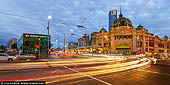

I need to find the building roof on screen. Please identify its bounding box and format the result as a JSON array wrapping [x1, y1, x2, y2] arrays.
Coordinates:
[[99, 27, 107, 33], [112, 10, 132, 28], [136, 24, 145, 30]]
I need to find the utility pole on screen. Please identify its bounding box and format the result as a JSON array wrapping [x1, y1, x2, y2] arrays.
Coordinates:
[[47, 16, 52, 57], [48, 21, 50, 57], [64, 32, 65, 55], [92, 47, 93, 56], [39, 38, 40, 59]]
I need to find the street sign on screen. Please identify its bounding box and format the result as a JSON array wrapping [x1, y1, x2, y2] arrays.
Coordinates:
[[50, 44, 53, 47]]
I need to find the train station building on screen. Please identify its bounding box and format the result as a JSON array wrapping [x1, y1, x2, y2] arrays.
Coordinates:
[[96, 10, 170, 55]]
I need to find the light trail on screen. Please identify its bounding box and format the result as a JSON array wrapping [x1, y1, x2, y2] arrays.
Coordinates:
[[0, 57, 126, 70], [0, 58, 150, 82], [0, 56, 151, 85], [63, 65, 112, 85], [45, 60, 151, 84], [66, 65, 151, 85]]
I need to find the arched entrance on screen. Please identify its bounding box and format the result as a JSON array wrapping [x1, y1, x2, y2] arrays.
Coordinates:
[[116, 44, 131, 54]]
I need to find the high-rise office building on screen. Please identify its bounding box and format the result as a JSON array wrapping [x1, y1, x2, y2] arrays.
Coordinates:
[[91, 32, 98, 46], [109, 9, 117, 32], [82, 34, 89, 41], [9, 38, 18, 49], [68, 42, 78, 49], [78, 38, 86, 48]]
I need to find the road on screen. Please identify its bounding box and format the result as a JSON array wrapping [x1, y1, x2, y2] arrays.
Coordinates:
[[0, 56, 170, 85], [54, 64, 170, 85]]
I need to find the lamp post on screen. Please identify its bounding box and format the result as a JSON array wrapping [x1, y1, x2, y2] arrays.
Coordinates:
[[64, 32, 65, 55], [39, 38, 41, 59], [56, 40, 58, 48], [47, 15, 52, 57]]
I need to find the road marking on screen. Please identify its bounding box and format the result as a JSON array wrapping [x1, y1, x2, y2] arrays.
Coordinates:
[[63, 66, 112, 85], [141, 70, 170, 76], [66, 65, 151, 85]]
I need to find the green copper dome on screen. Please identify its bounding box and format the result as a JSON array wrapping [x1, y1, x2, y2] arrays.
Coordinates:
[[112, 11, 132, 28], [136, 24, 145, 30], [99, 27, 107, 33]]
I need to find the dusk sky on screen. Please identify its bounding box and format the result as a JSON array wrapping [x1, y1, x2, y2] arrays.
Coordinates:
[[0, 0, 170, 48]]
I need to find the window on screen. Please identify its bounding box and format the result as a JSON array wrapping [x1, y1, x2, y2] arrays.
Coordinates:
[[104, 43, 110, 47], [137, 42, 142, 46], [0, 54, 7, 56], [137, 42, 139, 46], [124, 36, 127, 39], [128, 35, 132, 39]]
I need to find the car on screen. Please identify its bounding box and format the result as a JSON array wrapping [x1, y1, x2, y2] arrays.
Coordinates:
[[16, 53, 36, 60], [0, 53, 16, 61], [148, 57, 157, 64]]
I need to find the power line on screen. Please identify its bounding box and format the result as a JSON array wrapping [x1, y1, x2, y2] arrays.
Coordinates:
[[81, 0, 100, 24], [0, 11, 97, 31]]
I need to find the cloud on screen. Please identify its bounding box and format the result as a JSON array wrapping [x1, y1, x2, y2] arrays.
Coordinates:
[[147, 0, 157, 7], [128, 15, 133, 18], [74, 0, 80, 7], [0, 0, 169, 47], [147, 0, 162, 7], [139, 12, 151, 17], [168, 17, 170, 19]]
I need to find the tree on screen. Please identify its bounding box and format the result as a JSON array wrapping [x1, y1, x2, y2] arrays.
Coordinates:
[[0, 45, 6, 50], [12, 43, 18, 49], [164, 36, 168, 39]]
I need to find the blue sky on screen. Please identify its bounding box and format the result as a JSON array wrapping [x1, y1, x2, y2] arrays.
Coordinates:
[[0, 0, 170, 48]]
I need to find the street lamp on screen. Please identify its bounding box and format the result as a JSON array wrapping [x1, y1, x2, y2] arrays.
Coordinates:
[[70, 29, 73, 32], [56, 40, 58, 48], [47, 15, 52, 57], [48, 15, 52, 20], [104, 35, 107, 38]]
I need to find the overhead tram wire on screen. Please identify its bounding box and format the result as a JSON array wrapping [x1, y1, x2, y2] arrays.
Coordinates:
[[78, 0, 101, 31], [81, 0, 100, 24], [0, 11, 98, 43], [81, 0, 93, 24], [89, 0, 107, 31], [0, 11, 47, 22], [0, 11, 96, 31]]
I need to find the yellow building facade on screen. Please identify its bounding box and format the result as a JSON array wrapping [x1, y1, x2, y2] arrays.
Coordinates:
[[96, 12, 170, 55]]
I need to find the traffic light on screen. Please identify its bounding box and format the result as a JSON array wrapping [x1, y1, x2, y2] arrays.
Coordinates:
[[35, 45, 40, 49], [46, 48, 49, 51]]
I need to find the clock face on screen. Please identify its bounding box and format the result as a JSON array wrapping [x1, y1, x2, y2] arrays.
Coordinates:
[[121, 31, 125, 34]]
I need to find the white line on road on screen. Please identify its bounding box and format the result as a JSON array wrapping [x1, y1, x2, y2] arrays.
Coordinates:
[[63, 66, 112, 85], [141, 70, 170, 76]]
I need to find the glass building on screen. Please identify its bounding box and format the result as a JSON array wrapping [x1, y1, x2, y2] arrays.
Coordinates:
[[109, 9, 117, 32], [17, 33, 51, 55]]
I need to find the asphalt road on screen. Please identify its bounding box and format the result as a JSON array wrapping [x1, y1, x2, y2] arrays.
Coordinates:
[[52, 64, 170, 85], [0, 57, 170, 85], [49, 60, 170, 85]]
